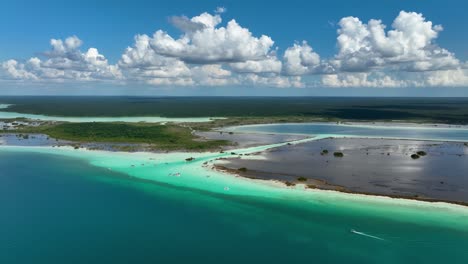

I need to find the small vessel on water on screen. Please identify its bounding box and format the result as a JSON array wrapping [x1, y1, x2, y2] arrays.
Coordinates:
[[350, 229, 385, 241]]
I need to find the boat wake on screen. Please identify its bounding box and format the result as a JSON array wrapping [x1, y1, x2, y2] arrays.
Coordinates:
[[350, 229, 386, 241]]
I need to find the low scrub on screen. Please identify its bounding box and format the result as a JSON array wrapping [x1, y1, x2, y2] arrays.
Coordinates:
[[333, 152, 344, 157], [39, 122, 228, 150]]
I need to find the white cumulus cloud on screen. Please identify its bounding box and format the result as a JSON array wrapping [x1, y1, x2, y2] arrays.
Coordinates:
[[119, 34, 191, 83], [282, 41, 324, 75], [322, 72, 408, 88], [229, 56, 282, 74], [118, 12, 286, 87], [332, 11, 460, 72], [1, 36, 121, 82], [151, 13, 275, 64]]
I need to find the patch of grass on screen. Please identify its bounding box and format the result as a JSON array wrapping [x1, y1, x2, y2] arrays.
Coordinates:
[[297, 177, 308, 182], [411, 154, 420, 159]]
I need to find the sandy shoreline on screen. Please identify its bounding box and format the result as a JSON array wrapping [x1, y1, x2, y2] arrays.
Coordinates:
[[1, 120, 468, 231], [214, 163, 468, 207], [213, 136, 468, 204], [1, 141, 468, 213]]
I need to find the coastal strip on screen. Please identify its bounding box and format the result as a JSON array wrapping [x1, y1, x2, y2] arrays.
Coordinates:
[[1, 137, 468, 232]]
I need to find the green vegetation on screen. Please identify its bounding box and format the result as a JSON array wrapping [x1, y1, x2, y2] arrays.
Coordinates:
[[297, 177, 308, 182], [238, 167, 248, 172], [2, 96, 468, 124], [416, 151, 427, 156], [187, 116, 323, 132], [321, 149, 329, 155], [9, 122, 228, 151], [333, 152, 344, 157], [411, 151, 427, 159]]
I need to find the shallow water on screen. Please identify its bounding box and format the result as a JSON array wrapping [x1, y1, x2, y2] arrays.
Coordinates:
[[229, 123, 468, 142], [196, 130, 308, 149], [0, 105, 219, 123], [220, 138, 468, 202]]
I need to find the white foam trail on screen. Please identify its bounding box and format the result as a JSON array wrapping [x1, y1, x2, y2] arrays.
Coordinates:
[[351, 229, 386, 241]]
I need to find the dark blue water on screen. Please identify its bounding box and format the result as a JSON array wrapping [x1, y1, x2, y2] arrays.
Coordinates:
[[1, 152, 468, 263]]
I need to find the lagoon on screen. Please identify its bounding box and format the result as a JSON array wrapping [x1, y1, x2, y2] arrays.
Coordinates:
[[0, 104, 220, 123], [1, 142, 468, 263], [228, 122, 468, 142]]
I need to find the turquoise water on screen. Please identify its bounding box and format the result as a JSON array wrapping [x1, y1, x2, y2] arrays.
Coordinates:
[[2, 123, 468, 263], [1, 150, 468, 264], [229, 123, 468, 142], [0, 105, 220, 123]]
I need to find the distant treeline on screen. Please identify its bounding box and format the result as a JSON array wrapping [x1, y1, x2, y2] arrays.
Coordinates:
[[1, 96, 468, 124]]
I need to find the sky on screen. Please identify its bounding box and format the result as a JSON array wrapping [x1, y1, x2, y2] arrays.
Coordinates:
[[0, 0, 467, 96]]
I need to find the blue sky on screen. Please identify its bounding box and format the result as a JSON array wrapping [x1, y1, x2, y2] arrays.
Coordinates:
[[0, 0, 467, 95]]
